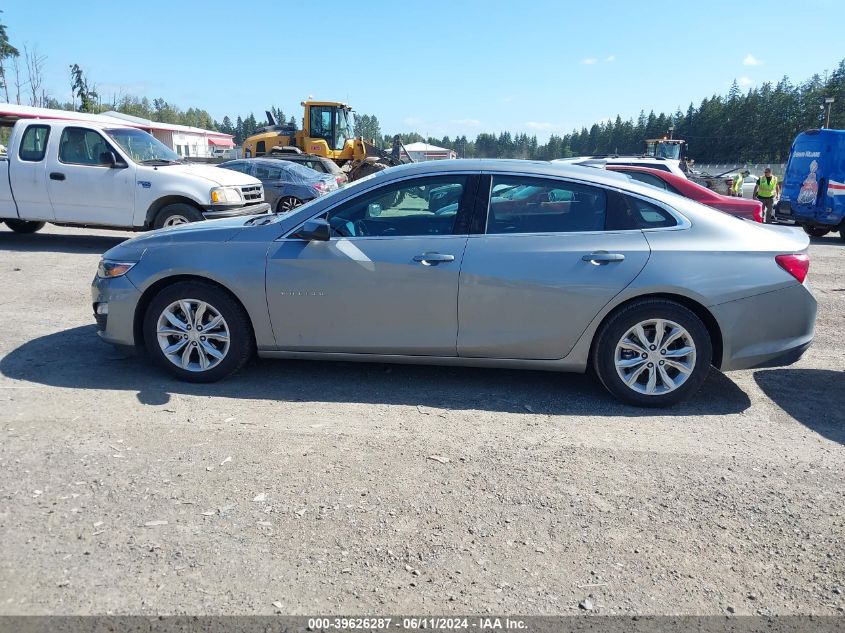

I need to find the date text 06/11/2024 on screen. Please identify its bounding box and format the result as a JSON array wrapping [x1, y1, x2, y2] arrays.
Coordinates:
[[306, 617, 528, 630]]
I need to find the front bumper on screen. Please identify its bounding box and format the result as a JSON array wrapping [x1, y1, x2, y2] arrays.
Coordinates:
[[712, 282, 816, 371], [91, 274, 143, 349], [202, 202, 270, 219]]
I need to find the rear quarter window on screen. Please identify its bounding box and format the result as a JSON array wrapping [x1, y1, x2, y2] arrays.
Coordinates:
[[19, 125, 50, 162], [606, 191, 678, 230]]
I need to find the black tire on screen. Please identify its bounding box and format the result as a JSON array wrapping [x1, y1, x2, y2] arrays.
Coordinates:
[[4, 218, 46, 234], [276, 196, 302, 213], [143, 281, 254, 383], [803, 226, 830, 238], [153, 203, 204, 229], [592, 299, 712, 407]]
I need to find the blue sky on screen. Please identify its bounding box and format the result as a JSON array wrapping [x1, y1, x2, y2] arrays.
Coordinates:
[[3, 0, 842, 140]]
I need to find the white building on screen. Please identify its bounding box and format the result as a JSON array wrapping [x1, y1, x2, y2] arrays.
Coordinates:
[[401, 142, 456, 162], [0, 103, 235, 159]]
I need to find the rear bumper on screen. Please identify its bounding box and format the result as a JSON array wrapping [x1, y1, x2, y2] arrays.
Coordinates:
[[712, 282, 816, 371], [202, 202, 270, 219]]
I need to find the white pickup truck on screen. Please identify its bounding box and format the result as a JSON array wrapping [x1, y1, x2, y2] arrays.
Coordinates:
[[0, 119, 269, 234]]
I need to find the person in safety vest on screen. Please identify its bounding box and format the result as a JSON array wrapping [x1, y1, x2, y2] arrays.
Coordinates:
[[731, 171, 745, 197], [753, 167, 781, 222]]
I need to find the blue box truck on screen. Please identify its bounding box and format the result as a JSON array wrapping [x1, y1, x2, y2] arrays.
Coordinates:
[[775, 128, 845, 240]]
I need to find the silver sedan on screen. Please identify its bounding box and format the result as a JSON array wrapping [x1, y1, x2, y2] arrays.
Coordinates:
[[91, 160, 816, 406]]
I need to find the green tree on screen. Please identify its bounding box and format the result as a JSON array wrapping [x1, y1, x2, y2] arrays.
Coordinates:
[[0, 11, 19, 103], [69, 63, 98, 113]]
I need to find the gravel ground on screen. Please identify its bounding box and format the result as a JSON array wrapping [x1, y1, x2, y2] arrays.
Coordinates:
[[0, 224, 842, 616]]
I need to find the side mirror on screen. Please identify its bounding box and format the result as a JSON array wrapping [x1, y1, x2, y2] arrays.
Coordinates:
[[100, 151, 125, 168], [294, 217, 331, 241]]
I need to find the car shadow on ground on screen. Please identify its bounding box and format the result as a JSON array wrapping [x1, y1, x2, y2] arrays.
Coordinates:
[[754, 369, 845, 445], [0, 231, 126, 255], [0, 325, 751, 417]]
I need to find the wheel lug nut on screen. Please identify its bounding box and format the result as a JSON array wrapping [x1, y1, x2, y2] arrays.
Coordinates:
[[192, 341, 197, 346], [649, 345, 656, 351], [187, 325, 192, 330], [200, 336, 206, 341], [647, 362, 654, 368], [197, 326, 202, 331], [641, 353, 648, 359], [659, 360, 665, 365], [661, 349, 666, 355], [183, 334, 188, 339]]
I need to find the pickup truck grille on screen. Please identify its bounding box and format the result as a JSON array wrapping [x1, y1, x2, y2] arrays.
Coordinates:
[[240, 184, 263, 202]]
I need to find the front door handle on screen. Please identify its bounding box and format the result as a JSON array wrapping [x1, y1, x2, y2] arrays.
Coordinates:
[[50, 172, 66, 181], [582, 251, 625, 265], [413, 252, 455, 266]]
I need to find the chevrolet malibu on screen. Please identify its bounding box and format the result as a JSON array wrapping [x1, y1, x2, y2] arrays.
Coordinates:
[[92, 160, 816, 407]]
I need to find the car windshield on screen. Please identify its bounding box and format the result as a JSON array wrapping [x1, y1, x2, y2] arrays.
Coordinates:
[[105, 128, 181, 163]]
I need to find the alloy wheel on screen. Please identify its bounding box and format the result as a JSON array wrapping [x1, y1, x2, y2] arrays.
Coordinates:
[[162, 214, 190, 227], [614, 318, 696, 395], [156, 299, 230, 372]]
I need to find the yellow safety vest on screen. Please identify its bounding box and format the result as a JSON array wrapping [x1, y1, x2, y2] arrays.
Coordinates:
[[732, 174, 743, 194], [757, 175, 778, 197]]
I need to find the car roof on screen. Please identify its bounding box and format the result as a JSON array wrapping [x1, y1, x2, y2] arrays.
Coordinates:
[[371, 159, 633, 187]]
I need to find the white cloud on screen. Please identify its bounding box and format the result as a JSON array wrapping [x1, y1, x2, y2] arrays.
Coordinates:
[[743, 53, 763, 66], [526, 121, 554, 130], [605, 54, 616, 62], [452, 118, 481, 127], [738, 76, 753, 87], [582, 57, 598, 65]]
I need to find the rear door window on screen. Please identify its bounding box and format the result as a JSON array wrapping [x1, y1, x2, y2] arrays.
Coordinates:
[[19, 125, 50, 162], [486, 176, 606, 234], [625, 171, 668, 190]]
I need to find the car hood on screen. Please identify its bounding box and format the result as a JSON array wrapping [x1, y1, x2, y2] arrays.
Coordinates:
[[101, 215, 266, 262], [156, 163, 261, 187]]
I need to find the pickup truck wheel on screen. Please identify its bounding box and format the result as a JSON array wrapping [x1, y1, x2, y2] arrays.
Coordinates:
[[592, 299, 712, 408], [803, 226, 830, 238], [3, 219, 46, 234], [143, 281, 254, 383], [153, 204, 204, 229]]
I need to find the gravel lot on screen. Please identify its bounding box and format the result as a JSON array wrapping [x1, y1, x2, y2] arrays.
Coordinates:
[[0, 223, 842, 616]]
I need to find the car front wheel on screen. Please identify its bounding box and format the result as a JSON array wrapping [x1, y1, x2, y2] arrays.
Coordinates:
[[592, 299, 712, 407], [143, 281, 253, 382], [276, 196, 302, 212]]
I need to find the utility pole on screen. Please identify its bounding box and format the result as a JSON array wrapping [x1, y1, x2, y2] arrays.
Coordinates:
[[824, 97, 834, 129]]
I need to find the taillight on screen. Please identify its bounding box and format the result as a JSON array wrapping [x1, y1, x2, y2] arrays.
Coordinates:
[[336, 176, 345, 186], [775, 253, 809, 283], [753, 203, 763, 223], [313, 181, 327, 192]]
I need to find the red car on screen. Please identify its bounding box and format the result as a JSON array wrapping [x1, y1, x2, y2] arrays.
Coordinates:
[[606, 165, 763, 222]]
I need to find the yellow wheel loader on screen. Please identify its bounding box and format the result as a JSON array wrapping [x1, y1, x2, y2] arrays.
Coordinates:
[[242, 101, 410, 181]]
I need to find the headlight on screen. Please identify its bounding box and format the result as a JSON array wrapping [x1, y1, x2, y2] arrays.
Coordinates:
[[210, 187, 243, 204], [97, 260, 136, 278]]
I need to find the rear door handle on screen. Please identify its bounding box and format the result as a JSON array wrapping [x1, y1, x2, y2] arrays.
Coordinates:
[[582, 251, 625, 264], [49, 172, 66, 181], [413, 252, 455, 266]]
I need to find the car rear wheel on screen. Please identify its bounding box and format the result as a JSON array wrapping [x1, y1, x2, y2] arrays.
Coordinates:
[[592, 299, 712, 407], [276, 196, 302, 212], [153, 203, 204, 229], [803, 226, 830, 238], [143, 281, 253, 382], [4, 218, 46, 234]]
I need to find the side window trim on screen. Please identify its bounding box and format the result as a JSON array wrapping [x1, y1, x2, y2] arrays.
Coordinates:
[[18, 124, 51, 162]]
